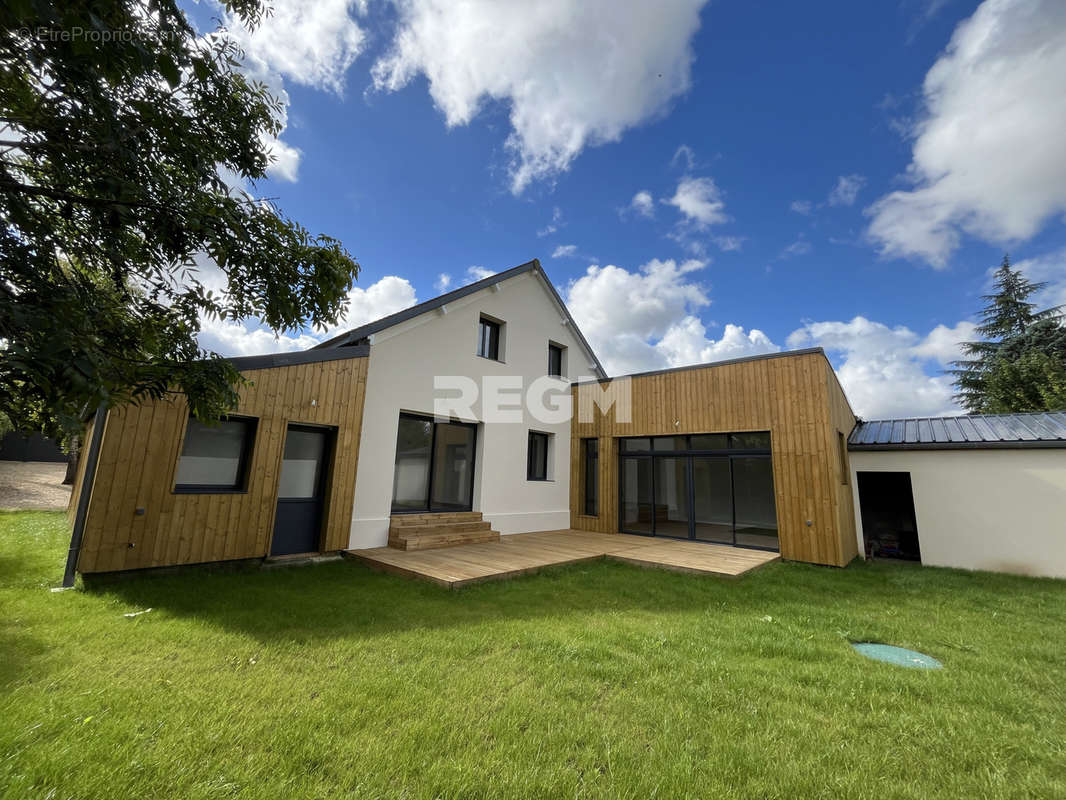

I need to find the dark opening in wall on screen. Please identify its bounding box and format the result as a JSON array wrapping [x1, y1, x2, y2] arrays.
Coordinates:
[[856, 471, 921, 562]]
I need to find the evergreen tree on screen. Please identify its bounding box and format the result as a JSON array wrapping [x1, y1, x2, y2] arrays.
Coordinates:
[[952, 255, 1066, 413]]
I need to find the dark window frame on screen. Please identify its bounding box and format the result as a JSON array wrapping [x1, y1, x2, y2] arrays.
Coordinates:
[[548, 342, 565, 377], [618, 432, 771, 456], [527, 430, 550, 481], [582, 437, 599, 516], [173, 414, 258, 494], [391, 411, 478, 514], [616, 430, 778, 552], [477, 316, 502, 361], [838, 431, 850, 485]]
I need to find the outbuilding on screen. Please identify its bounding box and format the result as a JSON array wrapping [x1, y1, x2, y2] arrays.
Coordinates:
[[848, 412, 1066, 578]]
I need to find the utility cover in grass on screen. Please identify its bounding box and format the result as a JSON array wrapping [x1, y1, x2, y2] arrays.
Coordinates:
[[852, 642, 942, 669]]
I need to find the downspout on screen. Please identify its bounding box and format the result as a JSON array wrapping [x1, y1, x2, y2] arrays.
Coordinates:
[[62, 404, 108, 588]]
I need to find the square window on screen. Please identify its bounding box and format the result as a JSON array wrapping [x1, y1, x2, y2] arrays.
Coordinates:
[[527, 431, 551, 480], [174, 416, 256, 492], [477, 317, 501, 360], [548, 343, 565, 377]]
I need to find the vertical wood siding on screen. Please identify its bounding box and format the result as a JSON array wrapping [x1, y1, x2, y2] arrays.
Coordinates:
[[75, 356, 368, 574], [569, 352, 858, 567]]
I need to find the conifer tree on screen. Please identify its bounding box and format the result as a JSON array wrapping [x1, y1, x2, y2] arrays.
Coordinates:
[[952, 255, 1066, 413]]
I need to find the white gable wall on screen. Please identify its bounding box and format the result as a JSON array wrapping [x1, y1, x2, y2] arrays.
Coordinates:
[[348, 270, 598, 548]]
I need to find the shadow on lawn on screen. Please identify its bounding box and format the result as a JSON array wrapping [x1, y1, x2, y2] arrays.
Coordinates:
[[95, 557, 818, 643], [88, 553, 1058, 647]]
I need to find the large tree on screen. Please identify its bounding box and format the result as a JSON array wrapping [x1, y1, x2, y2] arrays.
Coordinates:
[[0, 0, 358, 440], [953, 255, 1066, 413]]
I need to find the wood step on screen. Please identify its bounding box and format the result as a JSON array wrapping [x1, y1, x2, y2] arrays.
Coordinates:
[[389, 520, 491, 536], [389, 512, 483, 528], [388, 528, 500, 551]]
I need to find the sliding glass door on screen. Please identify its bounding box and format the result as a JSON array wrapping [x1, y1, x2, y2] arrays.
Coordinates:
[[692, 456, 733, 544], [618, 433, 778, 551], [392, 413, 477, 513]]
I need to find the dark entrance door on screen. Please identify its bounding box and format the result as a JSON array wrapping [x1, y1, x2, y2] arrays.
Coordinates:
[[391, 413, 477, 513], [271, 425, 332, 556]]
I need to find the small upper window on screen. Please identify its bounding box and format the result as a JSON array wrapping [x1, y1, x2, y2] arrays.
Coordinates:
[[174, 416, 256, 492], [548, 343, 565, 377], [477, 317, 501, 360], [527, 431, 550, 481]]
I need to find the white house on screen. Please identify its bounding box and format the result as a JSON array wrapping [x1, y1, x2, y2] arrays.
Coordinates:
[[313, 260, 605, 548]]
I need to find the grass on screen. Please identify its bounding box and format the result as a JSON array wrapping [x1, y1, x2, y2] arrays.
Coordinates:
[[1, 512, 1065, 799]]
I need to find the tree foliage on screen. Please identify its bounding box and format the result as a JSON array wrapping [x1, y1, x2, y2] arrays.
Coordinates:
[[952, 255, 1066, 413], [0, 0, 359, 439]]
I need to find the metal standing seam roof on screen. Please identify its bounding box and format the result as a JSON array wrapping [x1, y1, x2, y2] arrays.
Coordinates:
[[848, 411, 1066, 450]]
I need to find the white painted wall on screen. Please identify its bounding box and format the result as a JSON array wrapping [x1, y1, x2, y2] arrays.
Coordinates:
[[849, 449, 1066, 579], [348, 271, 600, 548]]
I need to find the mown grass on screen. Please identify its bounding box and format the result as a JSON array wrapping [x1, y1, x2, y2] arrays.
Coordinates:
[[1, 510, 1065, 799]]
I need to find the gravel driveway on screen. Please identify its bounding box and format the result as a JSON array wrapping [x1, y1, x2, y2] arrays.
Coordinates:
[[0, 461, 71, 510]]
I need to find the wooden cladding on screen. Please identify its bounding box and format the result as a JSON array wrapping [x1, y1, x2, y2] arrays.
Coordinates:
[[73, 355, 368, 574], [569, 351, 859, 567]]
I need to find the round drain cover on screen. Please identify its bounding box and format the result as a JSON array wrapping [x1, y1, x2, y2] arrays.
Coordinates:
[[852, 642, 942, 669]]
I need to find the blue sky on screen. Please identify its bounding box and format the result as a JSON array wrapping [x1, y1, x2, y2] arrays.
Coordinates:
[[187, 0, 1066, 419]]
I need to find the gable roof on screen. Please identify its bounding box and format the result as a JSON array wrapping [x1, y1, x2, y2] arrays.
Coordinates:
[[849, 411, 1066, 451], [313, 258, 606, 378]]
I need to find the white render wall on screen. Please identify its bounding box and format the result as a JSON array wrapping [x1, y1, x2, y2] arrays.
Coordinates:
[[849, 449, 1066, 579], [347, 271, 600, 549]]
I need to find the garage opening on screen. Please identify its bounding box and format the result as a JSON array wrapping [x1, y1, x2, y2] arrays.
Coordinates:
[[856, 471, 921, 562]]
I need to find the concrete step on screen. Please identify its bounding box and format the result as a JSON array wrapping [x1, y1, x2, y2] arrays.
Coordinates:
[[388, 527, 501, 551]]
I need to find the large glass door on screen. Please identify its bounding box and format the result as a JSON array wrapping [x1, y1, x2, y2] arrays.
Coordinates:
[[391, 413, 477, 513], [620, 456, 653, 533], [692, 456, 733, 544], [618, 433, 779, 551]]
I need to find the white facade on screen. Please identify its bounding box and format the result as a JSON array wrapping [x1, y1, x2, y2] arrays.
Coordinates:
[[849, 449, 1066, 579], [347, 269, 600, 549]]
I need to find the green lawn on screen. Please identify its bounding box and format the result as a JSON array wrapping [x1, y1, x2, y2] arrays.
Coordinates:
[[2, 511, 1065, 799]]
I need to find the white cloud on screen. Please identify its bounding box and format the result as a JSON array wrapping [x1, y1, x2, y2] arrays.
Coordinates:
[[197, 275, 417, 356], [790, 200, 813, 215], [781, 236, 812, 258], [215, 0, 368, 183], [786, 315, 976, 418], [537, 207, 564, 237], [630, 190, 655, 218], [551, 244, 579, 259], [665, 176, 728, 228], [657, 318, 779, 367], [198, 318, 322, 357], [465, 266, 495, 283], [672, 144, 696, 170], [434, 273, 452, 293], [1016, 247, 1066, 310], [827, 174, 866, 207], [866, 0, 1066, 266], [564, 258, 777, 375], [223, 0, 367, 94], [371, 0, 708, 193], [263, 136, 302, 183], [712, 235, 744, 252], [911, 321, 978, 365]]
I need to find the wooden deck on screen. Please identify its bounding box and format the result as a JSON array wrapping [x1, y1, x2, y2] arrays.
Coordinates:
[[344, 530, 779, 588]]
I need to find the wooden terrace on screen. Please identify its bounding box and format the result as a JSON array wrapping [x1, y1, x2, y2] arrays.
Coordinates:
[[344, 529, 779, 588]]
